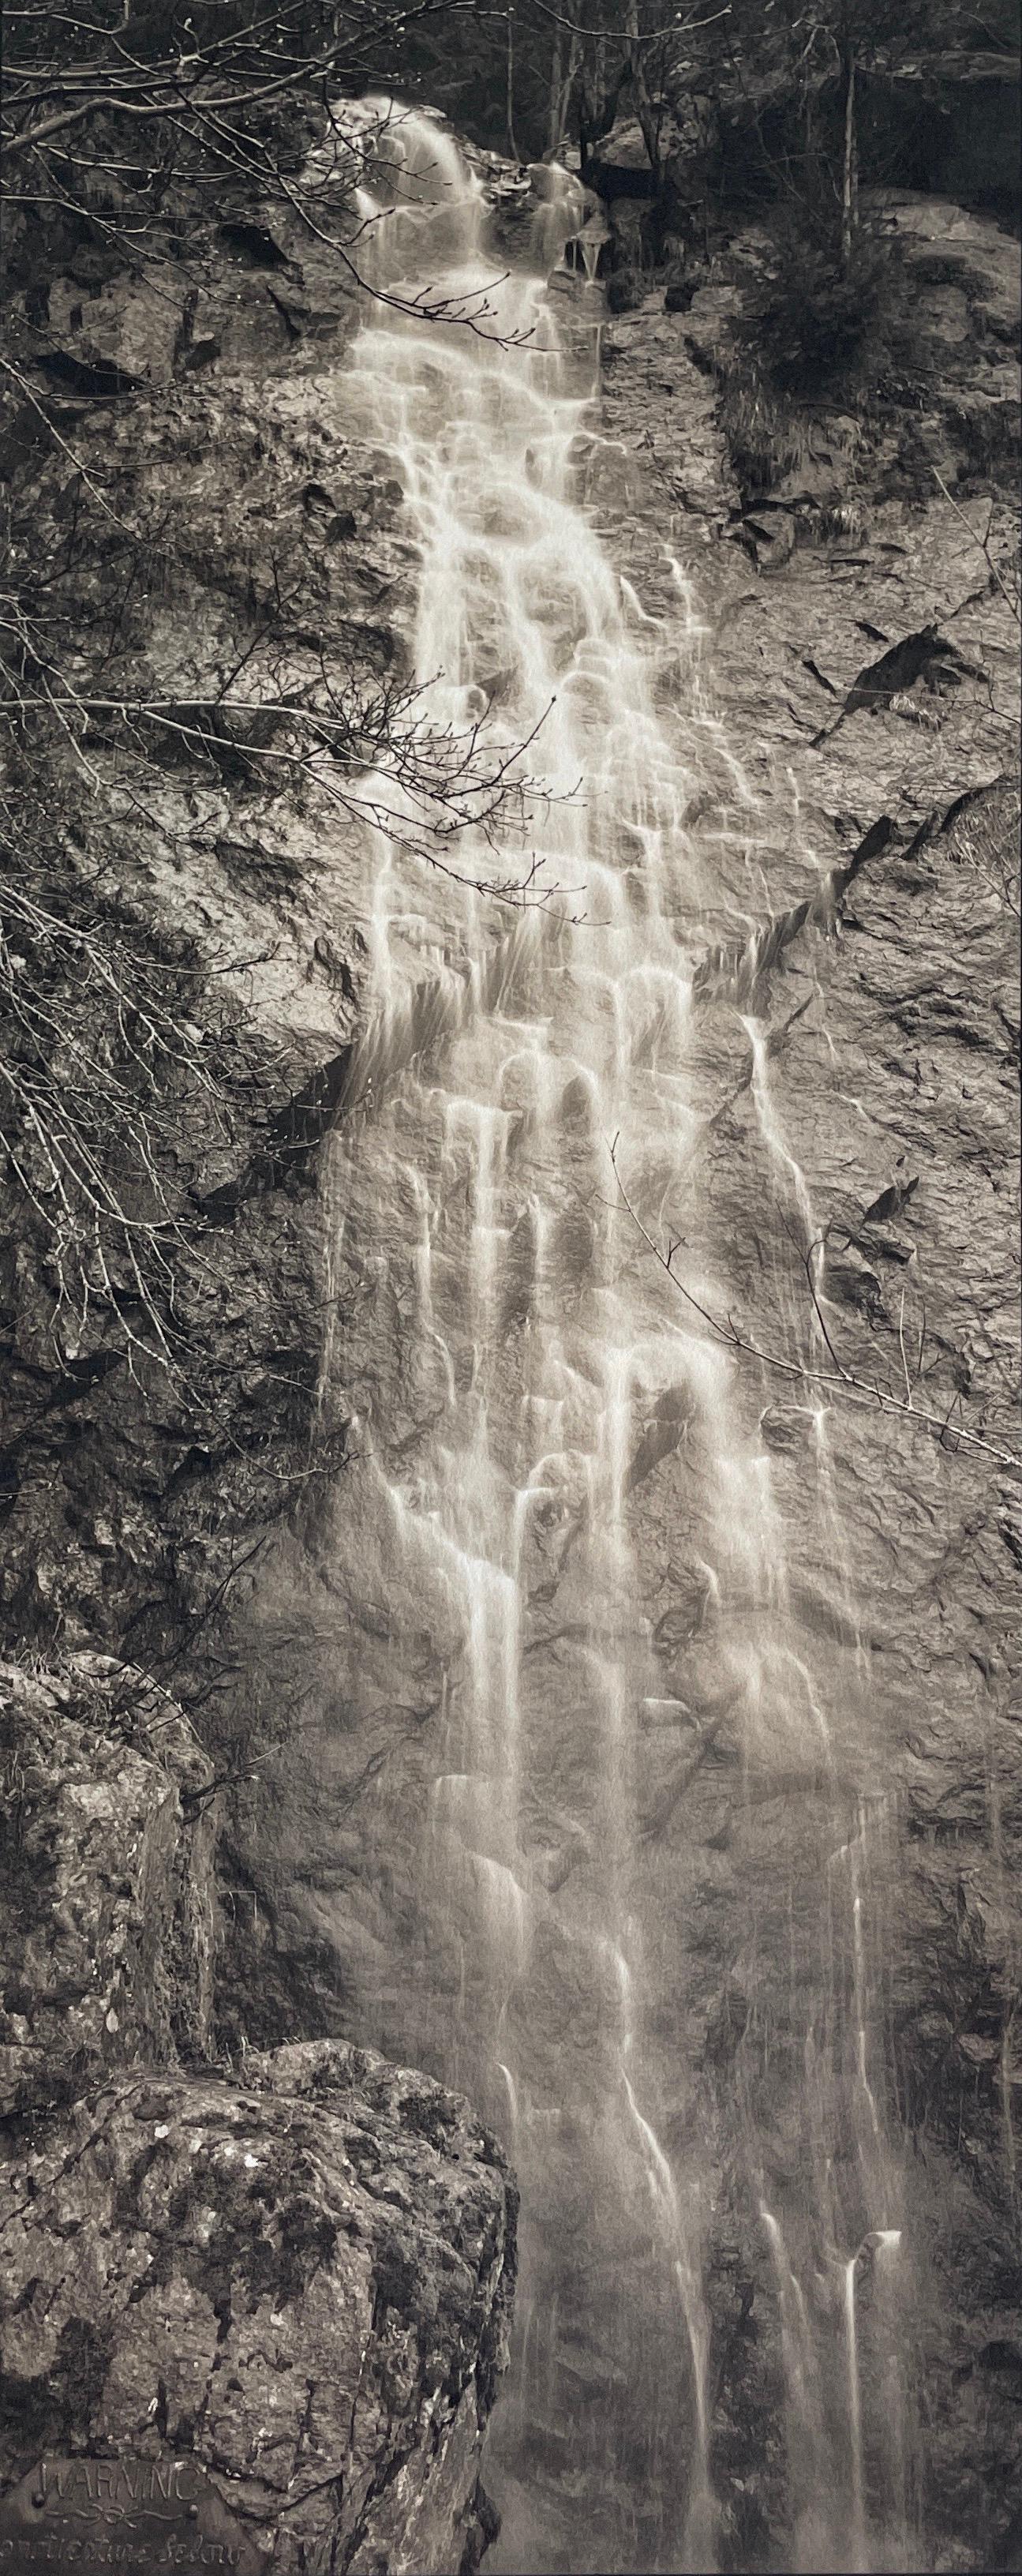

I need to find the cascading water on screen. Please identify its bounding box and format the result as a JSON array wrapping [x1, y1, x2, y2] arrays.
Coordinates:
[[312, 102, 920, 2576]]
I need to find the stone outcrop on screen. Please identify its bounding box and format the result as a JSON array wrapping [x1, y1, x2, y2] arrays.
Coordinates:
[[0, 2041, 515, 2576], [0, 1659, 515, 2571], [0, 1654, 217, 2117], [0, 190, 412, 1685]]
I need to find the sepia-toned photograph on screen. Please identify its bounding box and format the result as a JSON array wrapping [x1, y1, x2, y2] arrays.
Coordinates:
[[1, 3, 1019, 2570]]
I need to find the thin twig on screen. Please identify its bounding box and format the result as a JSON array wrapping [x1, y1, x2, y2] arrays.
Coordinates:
[[930, 465, 1021, 626], [610, 1143, 1021, 1477]]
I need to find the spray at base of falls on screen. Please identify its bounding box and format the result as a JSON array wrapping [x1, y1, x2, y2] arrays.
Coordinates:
[[320, 99, 919, 2575]]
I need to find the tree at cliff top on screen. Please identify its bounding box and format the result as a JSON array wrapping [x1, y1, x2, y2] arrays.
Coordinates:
[[402, 0, 1018, 171], [705, 0, 1018, 266], [600, 0, 1020, 386]]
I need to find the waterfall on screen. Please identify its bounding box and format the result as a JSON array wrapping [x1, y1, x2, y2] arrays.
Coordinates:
[[316, 101, 918, 2576]]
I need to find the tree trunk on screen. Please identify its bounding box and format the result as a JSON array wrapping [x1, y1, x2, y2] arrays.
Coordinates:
[[505, 5, 519, 163], [840, 42, 857, 275], [551, 17, 582, 160], [547, 19, 563, 155], [625, 0, 661, 179]]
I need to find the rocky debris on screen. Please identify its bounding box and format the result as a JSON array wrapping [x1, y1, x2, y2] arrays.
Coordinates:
[[0, 2041, 516, 2576], [0, 1656, 217, 2116]]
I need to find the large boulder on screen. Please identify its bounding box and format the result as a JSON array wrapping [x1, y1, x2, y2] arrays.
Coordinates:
[[583, 99, 719, 204], [0, 2041, 516, 2576], [0, 1659, 517, 2573]]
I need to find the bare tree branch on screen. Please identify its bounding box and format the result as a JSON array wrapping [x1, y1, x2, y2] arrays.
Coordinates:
[[610, 1142, 1022, 1476]]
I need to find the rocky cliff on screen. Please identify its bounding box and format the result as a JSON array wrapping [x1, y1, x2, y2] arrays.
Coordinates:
[[0, 160, 518, 2573], [0, 1663, 516, 2573], [211, 180, 1019, 2572], [590, 209, 1019, 2568], [0, 101, 1019, 2576]]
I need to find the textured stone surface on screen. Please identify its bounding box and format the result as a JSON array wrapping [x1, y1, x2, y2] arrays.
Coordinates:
[[220, 199, 1019, 2572], [0, 2041, 516, 2576], [0, 1655, 217, 2116], [0, 124, 1017, 2572], [578, 217, 1020, 2572], [587, 233, 1017, 2571], [0, 1659, 517, 2572], [0, 233, 406, 1682], [2, 152, 522, 2576]]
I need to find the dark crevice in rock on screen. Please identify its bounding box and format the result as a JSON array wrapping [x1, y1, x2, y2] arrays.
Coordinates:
[[37, 349, 143, 397], [198, 1049, 354, 1221], [813, 624, 985, 744], [693, 814, 898, 1005], [220, 220, 293, 270]]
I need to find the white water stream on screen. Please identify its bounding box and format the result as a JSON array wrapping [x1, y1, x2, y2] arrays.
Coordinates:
[[317, 103, 916, 2576]]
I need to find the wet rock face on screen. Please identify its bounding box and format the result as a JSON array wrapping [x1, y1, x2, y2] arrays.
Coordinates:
[[2, 141, 520, 2576], [590, 233, 1020, 2572], [0, 212, 416, 1686], [220, 197, 1017, 2571], [699, 779, 1020, 2573], [0, 2041, 516, 2576]]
